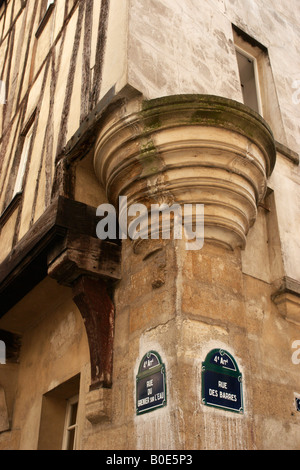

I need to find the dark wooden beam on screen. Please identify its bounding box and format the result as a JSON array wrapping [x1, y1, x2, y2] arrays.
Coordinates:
[[0, 196, 121, 317], [72, 276, 115, 389], [47, 232, 121, 287]]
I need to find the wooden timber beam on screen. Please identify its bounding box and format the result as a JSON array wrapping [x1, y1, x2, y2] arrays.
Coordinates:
[[0, 196, 121, 317], [72, 276, 115, 390]]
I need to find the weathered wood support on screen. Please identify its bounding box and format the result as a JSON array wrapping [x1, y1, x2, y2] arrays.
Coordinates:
[[47, 232, 121, 287], [72, 276, 115, 390], [0, 195, 121, 393]]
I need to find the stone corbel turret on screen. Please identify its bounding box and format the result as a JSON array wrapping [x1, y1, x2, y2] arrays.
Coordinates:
[[94, 94, 276, 251], [92, 95, 276, 436]]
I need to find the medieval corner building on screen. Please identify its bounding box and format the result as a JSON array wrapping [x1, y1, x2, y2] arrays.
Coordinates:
[[0, 0, 299, 452]]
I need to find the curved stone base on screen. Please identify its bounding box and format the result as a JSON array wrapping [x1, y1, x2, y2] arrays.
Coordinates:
[[94, 94, 276, 250]]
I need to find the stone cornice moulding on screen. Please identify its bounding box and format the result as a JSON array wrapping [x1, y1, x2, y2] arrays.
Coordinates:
[[272, 276, 300, 325], [273, 293, 300, 325], [94, 94, 276, 251]]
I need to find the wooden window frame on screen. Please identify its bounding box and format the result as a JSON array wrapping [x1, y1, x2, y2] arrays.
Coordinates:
[[235, 44, 263, 115], [62, 395, 79, 450], [12, 122, 34, 199]]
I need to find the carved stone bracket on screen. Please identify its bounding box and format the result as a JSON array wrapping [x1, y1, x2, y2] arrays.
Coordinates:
[[272, 277, 300, 325]]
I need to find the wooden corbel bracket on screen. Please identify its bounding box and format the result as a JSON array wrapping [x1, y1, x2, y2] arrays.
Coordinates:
[[72, 276, 115, 390], [47, 230, 120, 390]]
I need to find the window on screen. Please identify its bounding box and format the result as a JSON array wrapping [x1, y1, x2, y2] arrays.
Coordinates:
[[12, 122, 34, 198], [232, 25, 268, 117], [37, 374, 80, 450], [0, 340, 5, 364], [235, 46, 262, 114], [0, 112, 35, 225], [62, 395, 79, 450], [232, 25, 285, 142]]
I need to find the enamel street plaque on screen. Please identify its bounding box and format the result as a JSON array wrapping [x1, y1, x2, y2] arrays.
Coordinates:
[[136, 351, 166, 415], [202, 349, 243, 413]]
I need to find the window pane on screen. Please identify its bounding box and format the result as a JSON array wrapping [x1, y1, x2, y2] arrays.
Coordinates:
[[13, 129, 33, 197], [236, 50, 260, 113], [69, 402, 78, 427], [67, 428, 75, 450]]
